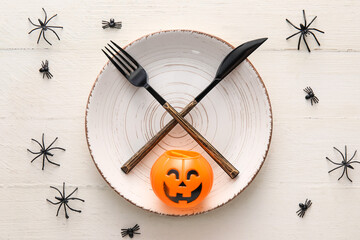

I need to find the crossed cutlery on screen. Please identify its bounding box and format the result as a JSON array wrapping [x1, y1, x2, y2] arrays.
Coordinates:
[[102, 38, 267, 178]]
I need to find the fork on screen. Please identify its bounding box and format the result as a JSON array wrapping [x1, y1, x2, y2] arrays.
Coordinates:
[[102, 41, 239, 178]]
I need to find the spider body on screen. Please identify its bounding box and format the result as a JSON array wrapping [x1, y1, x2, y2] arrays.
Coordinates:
[[303, 86, 319, 105], [121, 224, 140, 238], [286, 10, 324, 52], [102, 18, 122, 29], [47, 182, 84, 219], [28, 8, 63, 45], [39, 60, 53, 79], [326, 146, 359, 182], [27, 133, 65, 170], [296, 199, 312, 218]]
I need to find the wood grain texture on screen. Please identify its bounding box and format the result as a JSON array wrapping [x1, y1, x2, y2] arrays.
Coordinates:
[[121, 99, 198, 173], [163, 102, 239, 179], [1, 0, 360, 239]]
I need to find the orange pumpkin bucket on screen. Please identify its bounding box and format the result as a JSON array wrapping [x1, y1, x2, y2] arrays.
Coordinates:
[[150, 150, 213, 208]]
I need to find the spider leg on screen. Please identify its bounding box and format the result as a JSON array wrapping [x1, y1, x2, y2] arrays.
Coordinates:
[[42, 31, 52, 46], [31, 138, 44, 149], [63, 182, 66, 198], [308, 28, 324, 34], [29, 153, 43, 163], [46, 26, 63, 29], [46, 72, 52, 79], [64, 204, 69, 219], [28, 18, 41, 27], [45, 14, 59, 25], [102, 25, 110, 29], [306, 16, 317, 28], [66, 187, 79, 198], [50, 186, 64, 198], [296, 209, 301, 214], [309, 31, 321, 46], [28, 27, 41, 34], [349, 161, 360, 165], [310, 98, 313, 105], [46, 199, 61, 205], [338, 167, 346, 180], [286, 19, 301, 30], [56, 203, 64, 216], [348, 150, 357, 162], [297, 34, 302, 50], [46, 137, 58, 150], [68, 197, 85, 202], [47, 147, 66, 152], [345, 167, 353, 182], [328, 165, 344, 173], [302, 34, 311, 52], [42, 8, 48, 23], [41, 133, 46, 148], [345, 146, 348, 160], [303, 10, 307, 26], [286, 31, 301, 40], [27, 149, 41, 155], [132, 224, 140, 231], [326, 157, 342, 165], [334, 147, 346, 162], [42, 154, 46, 170], [313, 96, 319, 103], [37, 29, 44, 44], [65, 203, 81, 213], [48, 28, 61, 40], [303, 87, 311, 94], [45, 155, 60, 167]]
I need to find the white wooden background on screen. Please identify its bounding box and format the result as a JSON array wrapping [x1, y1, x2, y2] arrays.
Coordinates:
[[1, 0, 360, 239]]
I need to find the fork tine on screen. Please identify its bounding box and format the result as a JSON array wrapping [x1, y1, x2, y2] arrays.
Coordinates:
[[110, 40, 140, 67], [102, 49, 128, 77], [104, 46, 132, 74], [107, 44, 135, 71]]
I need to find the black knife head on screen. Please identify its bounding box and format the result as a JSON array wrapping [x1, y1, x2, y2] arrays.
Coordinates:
[[214, 38, 267, 81]]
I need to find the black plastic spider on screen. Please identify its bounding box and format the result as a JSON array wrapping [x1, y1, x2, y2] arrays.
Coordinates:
[[121, 224, 140, 238], [27, 133, 65, 170], [39, 60, 53, 79], [296, 199, 312, 218], [28, 8, 63, 45], [326, 146, 359, 182], [102, 18, 122, 29], [286, 10, 324, 52], [304, 86, 319, 105], [47, 182, 85, 219]]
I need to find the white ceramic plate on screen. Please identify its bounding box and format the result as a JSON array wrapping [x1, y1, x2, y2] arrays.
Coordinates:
[[86, 30, 272, 216]]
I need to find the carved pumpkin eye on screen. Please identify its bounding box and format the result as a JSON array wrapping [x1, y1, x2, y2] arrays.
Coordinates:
[[167, 169, 179, 179], [187, 170, 199, 180]]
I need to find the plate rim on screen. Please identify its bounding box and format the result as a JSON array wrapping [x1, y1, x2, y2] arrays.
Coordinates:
[[85, 29, 273, 216]]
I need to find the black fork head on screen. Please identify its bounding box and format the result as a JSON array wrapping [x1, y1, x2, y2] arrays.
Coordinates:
[[102, 41, 148, 87]]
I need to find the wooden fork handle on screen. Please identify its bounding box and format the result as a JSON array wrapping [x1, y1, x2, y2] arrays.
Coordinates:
[[163, 102, 239, 179], [121, 100, 198, 174]]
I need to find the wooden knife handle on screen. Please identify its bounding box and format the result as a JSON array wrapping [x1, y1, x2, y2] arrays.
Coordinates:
[[163, 102, 239, 179], [121, 100, 198, 174]]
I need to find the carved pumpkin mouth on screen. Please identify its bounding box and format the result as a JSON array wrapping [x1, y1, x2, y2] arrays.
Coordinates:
[[163, 183, 202, 204]]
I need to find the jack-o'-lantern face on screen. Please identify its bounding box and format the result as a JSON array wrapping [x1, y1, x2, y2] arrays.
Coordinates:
[[151, 150, 213, 208]]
